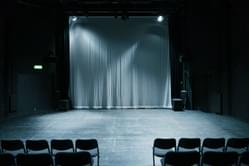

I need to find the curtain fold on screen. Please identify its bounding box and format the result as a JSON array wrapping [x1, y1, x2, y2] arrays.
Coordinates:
[[69, 17, 171, 109]]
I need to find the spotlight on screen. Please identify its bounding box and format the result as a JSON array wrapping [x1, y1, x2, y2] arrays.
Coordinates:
[[72, 16, 78, 22], [33, 65, 43, 70], [157, 15, 164, 22]]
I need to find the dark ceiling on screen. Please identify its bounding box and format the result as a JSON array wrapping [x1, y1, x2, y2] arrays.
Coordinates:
[[17, 0, 184, 15]]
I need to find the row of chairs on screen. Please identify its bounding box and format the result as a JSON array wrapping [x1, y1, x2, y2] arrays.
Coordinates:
[[162, 151, 249, 166], [1, 150, 248, 166], [1, 138, 248, 165], [0, 152, 92, 166], [0, 139, 99, 166], [153, 138, 249, 166]]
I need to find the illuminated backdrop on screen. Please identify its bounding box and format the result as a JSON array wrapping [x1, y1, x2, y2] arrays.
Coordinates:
[[69, 16, 171, 109]]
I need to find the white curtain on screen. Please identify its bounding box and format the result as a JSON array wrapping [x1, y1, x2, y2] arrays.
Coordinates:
[[69, 16, 171, 109]]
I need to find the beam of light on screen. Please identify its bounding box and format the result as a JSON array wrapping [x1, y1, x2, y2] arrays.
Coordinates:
[[157, 15, 164, 22]]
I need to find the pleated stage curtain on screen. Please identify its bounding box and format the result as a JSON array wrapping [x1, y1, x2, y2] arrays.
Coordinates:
[[69, 16, 171, 109]]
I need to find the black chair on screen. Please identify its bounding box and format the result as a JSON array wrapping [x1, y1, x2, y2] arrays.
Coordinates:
[[51, 139, 74, 155], [201, 138, 225, 154], [55, 152, 92, 166], [0, 153, 15, 166], [153, 138, 176, 166], [201, 151, 238, 166], [1, 140, 25, 156], [239, 151, 249, 165], [177, 138, 201, 152], [75, 139, 99, 166], [163, 151, 200, 166], [16, 153, 53, 166], [226, 138, 249, 154], [26, 140, 50, 154]]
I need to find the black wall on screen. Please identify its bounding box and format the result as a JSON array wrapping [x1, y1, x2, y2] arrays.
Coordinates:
[[182, 0, 228, 113], [0, 4, 58, 119], [0, 12, 4, 119], [175, 0, 249, 122], [230, 0, 249, 121]]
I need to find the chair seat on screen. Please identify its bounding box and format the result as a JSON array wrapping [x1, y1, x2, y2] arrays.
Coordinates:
[[27, 149, 50, 154], [154, 147, 174, 157], [3, 150, 25, 157], [178, 147, 200, 152], [226, 147, 247, 154], [52, 149, 74, 155], [78, 149, 98, 157], [202, 147, 224, 153]]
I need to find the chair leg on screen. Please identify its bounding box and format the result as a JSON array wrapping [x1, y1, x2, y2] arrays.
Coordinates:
[[153, 155, 155, 166], [97, 155, 99, 166]]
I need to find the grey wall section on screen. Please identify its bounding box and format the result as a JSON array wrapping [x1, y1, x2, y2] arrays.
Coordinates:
[[17, 74, 53, 115]]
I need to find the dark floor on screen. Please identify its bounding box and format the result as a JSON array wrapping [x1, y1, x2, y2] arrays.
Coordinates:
[[0, 109, 249, 166]]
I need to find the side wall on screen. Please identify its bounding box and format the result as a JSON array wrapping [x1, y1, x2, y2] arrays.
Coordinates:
[[181, 0, 249, 122]]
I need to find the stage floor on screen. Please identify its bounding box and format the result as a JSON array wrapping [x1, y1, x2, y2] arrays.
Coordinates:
[[0, 109, 249, 166]]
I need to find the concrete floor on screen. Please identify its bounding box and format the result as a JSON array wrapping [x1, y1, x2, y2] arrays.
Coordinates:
[[0, 109, 249, 166]]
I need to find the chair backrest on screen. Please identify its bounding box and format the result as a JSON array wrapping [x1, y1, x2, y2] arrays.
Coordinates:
[[0, 153, 15, 166], [16, 153, 53, 166], [51, 139, 74, 155], [75, 139, 98, 151], [75, 139, 99, 156], [239, 151, 249, 165], [26, 140, 50, 154], [177, 138, 201, 152], [202, 138, 225, 153], [55, 152, 92, 166], [164, 151, 200, 166], [226, 138, 249, 154], [201, 152, 238, 166], [1, 140, 25, 155], [153, 138, 176, 157]]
